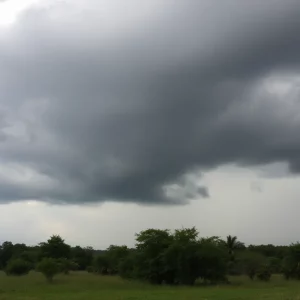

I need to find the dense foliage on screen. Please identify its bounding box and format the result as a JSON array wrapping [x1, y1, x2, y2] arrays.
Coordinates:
[[37, 258, 60, 282], [1, 229, 300, 284], [5, 258, 31, 276]]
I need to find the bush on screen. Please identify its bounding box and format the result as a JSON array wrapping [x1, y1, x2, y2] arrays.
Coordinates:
[[237, 251, 265, 280], [5, 259, 31, 276], [119, 253, 137, 279], [256, 266, 272, 281], [70, 261, 79, 271], [268, 257, 281, 273], [86, 265, 94, 273], [227, 260, 243, 276], [37, 258, 59, 282], [57, 258, 78, 274], [94, 254, 110, 275], [282, 245, 300, 280]]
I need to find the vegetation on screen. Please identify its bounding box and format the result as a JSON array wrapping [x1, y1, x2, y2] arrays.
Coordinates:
[[1, 227, 300, 289], [39, 235, 71, 260], [37, 258, 60, 282], [5, 258, 31, 276], [224, 235, 245, 261]]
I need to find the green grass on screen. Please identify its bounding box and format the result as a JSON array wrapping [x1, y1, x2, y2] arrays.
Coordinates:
[[0, 272, 300, 299]]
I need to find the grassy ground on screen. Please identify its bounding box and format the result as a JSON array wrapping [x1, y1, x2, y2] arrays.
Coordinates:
[[0, 272, 300, 300]]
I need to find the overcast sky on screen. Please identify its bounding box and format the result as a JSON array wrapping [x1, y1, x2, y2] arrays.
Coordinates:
[[1, 0, 300, 248]]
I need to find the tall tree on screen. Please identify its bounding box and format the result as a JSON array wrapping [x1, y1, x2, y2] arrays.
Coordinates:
[[71, 246, 94, 270], [225, 235, 244, 261], [0, 242, 14, 269], [40, 235, 71, 259], [135, 229, 173, 284]]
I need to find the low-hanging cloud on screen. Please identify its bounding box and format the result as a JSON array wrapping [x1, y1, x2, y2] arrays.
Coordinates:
[[1, 0, 300, 205]]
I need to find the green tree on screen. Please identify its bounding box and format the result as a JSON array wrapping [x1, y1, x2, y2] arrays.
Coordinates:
[[161, 228, 200, 285], [94, 253, 110, 275], [163, 240, 202, 285], [86, 265, 94, 273], [248, 244, 288, 259], [57, 258, 78, 274], [282, 243, 300, 280], [197, 238, 228, 284], [5, 258, 31, 276], [268, 256, 281, 273], [0, 242, 14, 269], [256, 265, 272, 281], [237, 251, 265, 280], [37, 258, 60, 283], [127, 227, 228, 286], [105, 245, 130, 274], [119, 250, 137, 279], [135, 229, 173, 284], [174, 227, 198, 243], [40, 235, 71, 260], [71, 246, 94, 270], [224, 235, 245, 261]]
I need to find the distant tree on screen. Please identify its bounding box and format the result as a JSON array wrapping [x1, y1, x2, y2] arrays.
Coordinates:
[[267, 257, 282, 274], [6, 227, 300, 285], [282, 243, 300, 280], [105, 245, 130, 274], [248, 244, 288, 259], [118, 250, 137, 279], [71, 246, 94, 270], [237, 251, 265, 280], [11, 244, 27, 258], [40, 235, 71, 260], [86, 265, 94, 273], [5, 258, 31, 276], [135, 229, 173, 284], [56, 258, 77, 274], [94, 253, 110, 275], [224, 235, 245, 261], [201, 236, 223, 246], [282, 255, 296, 280], [197, 238, 228, 284], [121, 227, 228, 286], [256, 265, 272, 281], [37, 258, 60, 283], [174, 227, 198, 243], [163, 227, 201, 285], [0, 242, 14, 269]]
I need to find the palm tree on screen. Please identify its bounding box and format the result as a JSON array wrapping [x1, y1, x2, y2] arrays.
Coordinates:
[[225, 235, 245, 261]]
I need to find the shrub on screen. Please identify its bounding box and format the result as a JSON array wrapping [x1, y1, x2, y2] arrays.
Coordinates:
[[256, 266, 272, 281], [227, 261, 243, 276], [57, 258, 78, 274], [94, 254, 110, 275], [268, 257, 281, 273], [119, 253, 137, 279], [70, 261, 79, 271], [5, 259, 31, 276], [37, 258, 59, 282], [282, 243, 300, 280], [237, 251, 265, 280], [86, 265, 94, 273]]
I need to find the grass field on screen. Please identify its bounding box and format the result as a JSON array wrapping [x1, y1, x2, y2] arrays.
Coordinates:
[[1, 272, 300, 300]]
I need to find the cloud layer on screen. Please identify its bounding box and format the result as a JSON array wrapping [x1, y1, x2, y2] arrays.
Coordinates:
[[1, 0, 300, 204]]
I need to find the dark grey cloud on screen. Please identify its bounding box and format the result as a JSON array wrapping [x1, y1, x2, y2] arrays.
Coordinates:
[[1, 0, 300, 204]]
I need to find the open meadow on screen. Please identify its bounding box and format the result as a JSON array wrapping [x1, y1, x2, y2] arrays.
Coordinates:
[[1, 272, 300, 300]]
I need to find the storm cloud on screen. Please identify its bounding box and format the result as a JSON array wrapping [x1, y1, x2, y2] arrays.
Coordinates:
[[1, 0, 300, 204]]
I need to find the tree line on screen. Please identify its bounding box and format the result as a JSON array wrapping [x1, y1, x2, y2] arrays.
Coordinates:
[[1, 227, 300, 284]]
